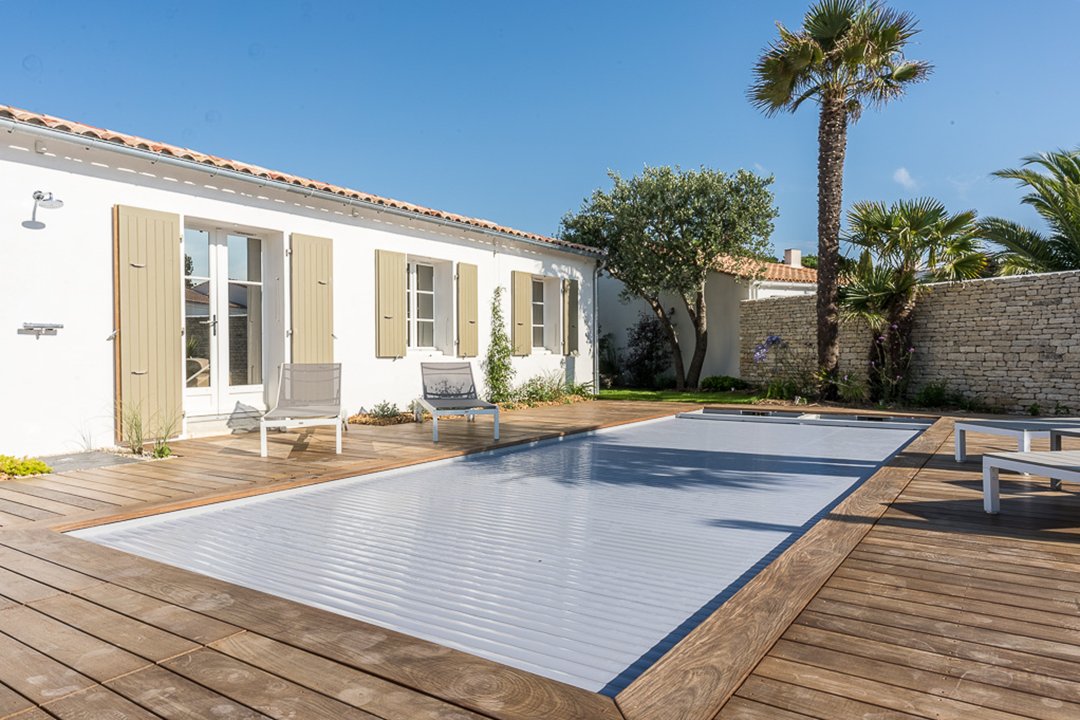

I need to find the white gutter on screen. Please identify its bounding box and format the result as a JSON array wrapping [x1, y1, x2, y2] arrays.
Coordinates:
[[1, 117, 602, 260], [592, 264, 600, 394]]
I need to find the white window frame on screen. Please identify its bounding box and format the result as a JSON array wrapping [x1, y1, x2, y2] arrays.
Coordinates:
[[407, 261, 436, 350], [531, 277, 546, 349]]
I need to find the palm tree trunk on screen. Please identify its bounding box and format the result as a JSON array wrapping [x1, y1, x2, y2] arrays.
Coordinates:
[[816, 94, 848, 398]]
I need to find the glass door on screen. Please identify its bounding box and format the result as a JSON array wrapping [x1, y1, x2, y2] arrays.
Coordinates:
[[183, 228, 265, 418]]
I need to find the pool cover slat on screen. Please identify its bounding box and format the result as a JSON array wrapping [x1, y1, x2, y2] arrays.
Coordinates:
[[74, 416, 919, 693]]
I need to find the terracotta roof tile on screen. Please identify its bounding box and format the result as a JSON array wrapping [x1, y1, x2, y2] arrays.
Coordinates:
[[0, 104, 599, 256], [715, 255, 817, 283]]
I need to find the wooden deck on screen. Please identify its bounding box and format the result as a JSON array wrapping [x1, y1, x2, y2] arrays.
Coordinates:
[[0, 403, 1077, 719]]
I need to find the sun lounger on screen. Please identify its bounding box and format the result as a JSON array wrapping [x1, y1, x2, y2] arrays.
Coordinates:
[[260, 363, 344, 457], [416, 362, 499, 443], [954, 418, 1080, 462], [982, 449, 1080, 513]]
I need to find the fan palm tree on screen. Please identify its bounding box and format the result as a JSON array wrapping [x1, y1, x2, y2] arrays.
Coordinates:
[[750, 0, 931, 396], [979, 149, 1080, 274], [841, 197, 985, 401]]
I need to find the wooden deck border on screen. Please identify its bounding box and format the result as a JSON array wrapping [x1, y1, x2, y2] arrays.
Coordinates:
[[614, 416, 952, 720]]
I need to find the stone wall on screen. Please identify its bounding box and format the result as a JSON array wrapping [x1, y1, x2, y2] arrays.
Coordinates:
[[740, 270, 1080, 413]]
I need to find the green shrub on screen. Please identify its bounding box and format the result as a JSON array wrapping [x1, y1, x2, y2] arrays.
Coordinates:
[[835, 373, 869, 404], [912, 381, 950, 408], [515, 371, 567, 404], [370, 401, 401, 419], [624, 312, 671, 388], [0, 455, 52, 477], [483, 286, 515, 403], [700, 375, 752, 392]]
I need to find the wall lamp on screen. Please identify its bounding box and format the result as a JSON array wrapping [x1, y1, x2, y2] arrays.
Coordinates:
[[22, 190, 64, 230]]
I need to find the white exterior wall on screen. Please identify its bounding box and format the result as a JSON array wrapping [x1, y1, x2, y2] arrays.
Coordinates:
[[597, 273, 813, 381], [0, 134, 596, 457]]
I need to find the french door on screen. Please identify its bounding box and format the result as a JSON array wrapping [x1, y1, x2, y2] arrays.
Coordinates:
[[183, 227, 265, 417]]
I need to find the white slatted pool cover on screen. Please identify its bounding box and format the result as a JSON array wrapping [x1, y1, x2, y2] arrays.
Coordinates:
[[74, 414, 920, 694]]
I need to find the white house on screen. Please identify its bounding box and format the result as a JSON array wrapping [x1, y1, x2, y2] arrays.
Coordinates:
[[1, 104, 599, 457], [598, 249, 815, 381]]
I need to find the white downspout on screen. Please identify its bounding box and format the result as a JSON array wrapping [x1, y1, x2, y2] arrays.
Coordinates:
[[592, 263, 600, 395]]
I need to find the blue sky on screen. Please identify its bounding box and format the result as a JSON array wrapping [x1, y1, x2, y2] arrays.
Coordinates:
[[5, 1, 1078, 256]]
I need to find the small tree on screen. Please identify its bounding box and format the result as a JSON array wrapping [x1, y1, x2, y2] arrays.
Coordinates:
[[624, 312, 673, 388], [482, 286, 515, 403], [840, 197, 985, 402], [560, 166, 777, 389]]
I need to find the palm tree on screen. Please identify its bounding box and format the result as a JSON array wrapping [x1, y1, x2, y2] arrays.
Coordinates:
[[979, 149, 1080, 274], [841, 197, 985, 401], [750, 0, 931, 396]]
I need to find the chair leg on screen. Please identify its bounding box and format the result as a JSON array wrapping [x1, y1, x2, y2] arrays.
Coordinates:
[[983, 463, 1000, 514], [335, 421, 342, 454], [493, 410, 500, 440], [432, 415, 439, 443], [260, 424, 268, 458]]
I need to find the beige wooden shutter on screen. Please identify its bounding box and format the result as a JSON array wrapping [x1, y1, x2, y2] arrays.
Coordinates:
[[290, 234, 334, 363], [114, 205, 182, 444], [457, 262, 479, 357], [375, 249, 407, 358], [562, 278, 580, 355], [511, 271, 532, 356]]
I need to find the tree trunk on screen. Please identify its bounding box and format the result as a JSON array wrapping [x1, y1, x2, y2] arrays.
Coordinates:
[[816, 94, 849, 399], [646, 298, 686, 390], [683, 288, 708, 389]]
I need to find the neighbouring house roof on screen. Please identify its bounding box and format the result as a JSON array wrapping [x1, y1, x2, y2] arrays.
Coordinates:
[[715, 255, 817, 284], [0, 103, 599, 257]]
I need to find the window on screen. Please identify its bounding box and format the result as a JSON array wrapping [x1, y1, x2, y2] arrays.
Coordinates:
[[407, 262, 435, 349], [226, 235, 263, 386], [531, 278, 545, 348]]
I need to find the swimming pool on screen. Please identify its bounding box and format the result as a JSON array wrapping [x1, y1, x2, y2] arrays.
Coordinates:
[[73, 412, 924, 694]]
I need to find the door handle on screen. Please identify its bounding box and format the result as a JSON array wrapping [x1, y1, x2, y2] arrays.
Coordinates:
[[199, 315, 218, 335]]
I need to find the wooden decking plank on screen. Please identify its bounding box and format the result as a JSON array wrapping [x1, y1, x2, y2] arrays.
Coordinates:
[[0, 482, 115, 511], [715, 695, 819, 720], [835, 560, 1080, 619], [796, 609, 1080, 685], [162, 649, 379, 720], [18, 477, 151, 505], [0, 567, 65, 604], [825, 574, 1080, 636], [41, 685, 162, 719], [772, 637, 1079, 720], [0, 487, 88, 516], [0, 630, 96, 705], [857, 532, 1080, 579], [28, 594, 199, 663], [869, 521, 1080, 561], [209, 631, 491, 720], [0, 499, 58, 522], [753, 656, 1028, 720], [0, 605, 150, 683], [805, 594, 1080, 667], [0, 679, 35, 719], [75, 583, 242, 646], [0, 546, 103, 594], [783, 621, 1080, 707], [106, 664, 272, 720], [40, 472, 175, 503], [731, 675, 923, 720]]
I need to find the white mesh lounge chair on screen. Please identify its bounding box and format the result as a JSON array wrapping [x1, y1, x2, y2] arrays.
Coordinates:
[[982, 450, 1080, 513], [415, 362, 499, 443], [260, 363, 344, 457]]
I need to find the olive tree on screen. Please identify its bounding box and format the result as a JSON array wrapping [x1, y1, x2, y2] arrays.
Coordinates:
[[560, 166, 777, 389]]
